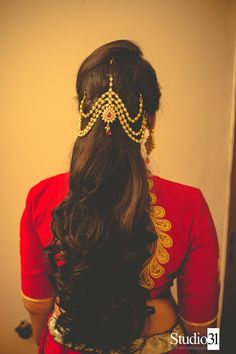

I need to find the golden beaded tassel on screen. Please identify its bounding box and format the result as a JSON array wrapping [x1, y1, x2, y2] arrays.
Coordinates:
[[78, 75, 147, 143]]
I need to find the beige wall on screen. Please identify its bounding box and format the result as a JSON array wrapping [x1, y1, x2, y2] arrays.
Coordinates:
[[1, 1, 235, 353]]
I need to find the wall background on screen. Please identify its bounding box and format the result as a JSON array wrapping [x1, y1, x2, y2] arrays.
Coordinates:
[[1, 0, 235, 353]]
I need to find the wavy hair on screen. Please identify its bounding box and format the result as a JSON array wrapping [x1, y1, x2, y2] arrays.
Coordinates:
[[45, 39, 161, 353]]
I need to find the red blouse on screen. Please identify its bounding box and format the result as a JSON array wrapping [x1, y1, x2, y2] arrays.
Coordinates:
[[20, 172, 220, 327]]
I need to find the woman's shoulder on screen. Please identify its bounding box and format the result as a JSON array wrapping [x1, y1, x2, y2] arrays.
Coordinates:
[[29, 171, 69, 191], [26, 171, 69, 207], [27, 172, 205, 212], [150, 174, 205, 210], [151, 175, 201, 193]]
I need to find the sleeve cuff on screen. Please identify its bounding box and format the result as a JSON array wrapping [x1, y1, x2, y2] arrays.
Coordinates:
[[178, 314, 218, 326], [21, 290, 54, 303]]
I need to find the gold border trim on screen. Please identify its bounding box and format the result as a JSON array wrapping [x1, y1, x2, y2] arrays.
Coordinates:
[[178, 314, 218, 326], [21, 290, 54, 302], [139, 177, 173, 289], [148, 177, 153, 190]]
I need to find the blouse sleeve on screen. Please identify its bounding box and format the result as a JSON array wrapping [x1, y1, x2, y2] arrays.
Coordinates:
[[20, 187, 54, 301], [177, 189, 220, 325]]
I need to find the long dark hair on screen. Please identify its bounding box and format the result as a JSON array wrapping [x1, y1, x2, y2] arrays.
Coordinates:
[[46, 40, 161, 353]]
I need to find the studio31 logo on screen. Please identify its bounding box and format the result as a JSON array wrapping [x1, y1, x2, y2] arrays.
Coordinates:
[[171, 328, 220, 350]]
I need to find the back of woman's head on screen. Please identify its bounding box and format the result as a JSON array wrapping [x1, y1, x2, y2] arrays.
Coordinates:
[[46, 39, 161, 353]]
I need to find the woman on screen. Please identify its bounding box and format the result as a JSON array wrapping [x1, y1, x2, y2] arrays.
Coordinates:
[[20, 40, 220, 354]]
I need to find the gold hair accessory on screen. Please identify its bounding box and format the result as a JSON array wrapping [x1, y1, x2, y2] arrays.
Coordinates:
[[144, 128, 156, 164], [145, 128, 156, 155], [78, 75, 147, 143]]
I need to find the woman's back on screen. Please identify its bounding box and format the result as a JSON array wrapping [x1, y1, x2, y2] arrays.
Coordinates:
[[20, 40, 219, 354], [21, 171, 219, 322]]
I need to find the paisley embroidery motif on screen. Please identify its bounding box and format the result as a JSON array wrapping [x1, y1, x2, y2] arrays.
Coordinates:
[[149, 191, 157, 205], [139, 177, 173, 289]]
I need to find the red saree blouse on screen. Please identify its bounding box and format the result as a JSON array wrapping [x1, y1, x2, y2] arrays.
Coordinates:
[[20, 172, 220, 352]]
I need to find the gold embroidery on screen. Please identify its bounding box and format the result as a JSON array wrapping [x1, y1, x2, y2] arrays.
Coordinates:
[[139, 177, 173, 289], [148, 177, 153, 190], [149, 192, 157, 205]]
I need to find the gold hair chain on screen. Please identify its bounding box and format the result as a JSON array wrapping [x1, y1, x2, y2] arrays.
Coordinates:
[[78, 75, 148, 143], [145, 128, 156, 155]]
